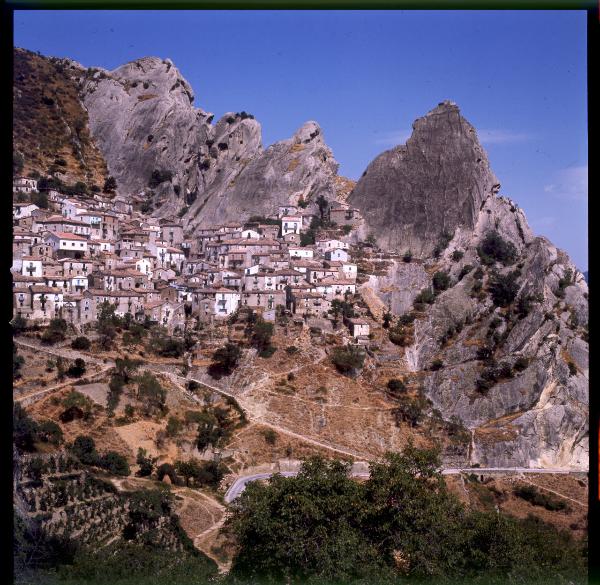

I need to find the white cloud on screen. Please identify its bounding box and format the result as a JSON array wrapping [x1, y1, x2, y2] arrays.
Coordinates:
[[477, 129, 533, 145], [543, 165, 588, 201]]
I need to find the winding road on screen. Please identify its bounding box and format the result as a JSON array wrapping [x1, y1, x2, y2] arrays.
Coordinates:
[[223, 466, 581, 503]]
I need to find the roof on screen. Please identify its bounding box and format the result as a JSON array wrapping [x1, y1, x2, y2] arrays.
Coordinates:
[[47, 231, 88, 241]]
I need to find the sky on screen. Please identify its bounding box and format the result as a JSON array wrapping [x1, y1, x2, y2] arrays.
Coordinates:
[[13, 10, 588, 269]]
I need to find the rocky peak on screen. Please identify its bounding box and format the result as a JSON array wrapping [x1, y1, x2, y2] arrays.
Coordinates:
[[293, 120, 322, 144], [349, 101, 500, 257]]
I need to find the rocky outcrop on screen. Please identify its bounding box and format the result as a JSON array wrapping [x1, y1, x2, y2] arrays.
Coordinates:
[[349, 101, 500, 257], [185, 120, 339, 230], [78, 56, 211, 216], [76, 56, 340, 226], [363, 194, 588, 468]]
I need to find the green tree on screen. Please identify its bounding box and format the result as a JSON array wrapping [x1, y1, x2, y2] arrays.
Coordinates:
[[41, 318, 68, 345], [208, 342, 241, 378], [136, 447, 156, 477], [137, 372, 167, 414], [100, 451, 130, 476], [331, 345, 365, 375], [70, 435, 99, 466]]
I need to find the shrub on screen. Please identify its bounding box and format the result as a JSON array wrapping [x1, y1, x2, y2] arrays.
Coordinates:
[[209, 342, 242, 378], [432, 271, 451, 293], [66, 358, 86, 378], [136, 448, 156, 477], [331, 345, 365, 375], [166, 416, 183, 437], [514, 485, 568, 512], [137, 372, 167, 413], [403, 250, 413, 263], [430, 359, 444, 371], [41, 318, 68, 345], [103, 176, 117, 193], [148, 169, 173, 188], [71, 336, 91, 350], [477, 231, 518, 266], [285, 346, 299, 355], [489, 270, 520, 307], [414, 288, 435, 308], [568, 361, 577, 376], [263, 429, 278, 445], [71, 435, 99, 466], [514, 356, 529, 372], [386, 378, 406, 396], [451, 250, 464, 262], [100, 451, 130, 476], [392, 394, 428, 427]]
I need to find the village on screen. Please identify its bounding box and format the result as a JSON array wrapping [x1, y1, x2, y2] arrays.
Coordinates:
[[12, 176, 372, 344]]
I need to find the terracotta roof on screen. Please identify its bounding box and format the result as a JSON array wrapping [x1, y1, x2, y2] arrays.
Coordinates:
[[47, 232, 88, 241]]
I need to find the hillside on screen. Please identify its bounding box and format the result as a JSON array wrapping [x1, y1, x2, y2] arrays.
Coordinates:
[[13, 48, 109, 187]]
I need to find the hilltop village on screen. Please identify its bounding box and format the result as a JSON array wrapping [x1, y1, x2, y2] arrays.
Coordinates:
[[12, 176, 370, 340]]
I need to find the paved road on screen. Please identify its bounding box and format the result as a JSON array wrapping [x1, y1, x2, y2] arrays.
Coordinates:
[[224, 467, 583, 503]]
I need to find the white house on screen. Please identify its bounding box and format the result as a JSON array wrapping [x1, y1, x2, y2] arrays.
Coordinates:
[[241, 229, 261, 240], [325, 248, 349, 262], [45, 232, 88, 256], [21, 257, 43, 278], [348, 318, 370, 338], [13, 177, 38, 193], [316, 238, 349, 252], [13, 203, 39, 220], [281, 215, 302, 237], [341, 262, 358, 281], [61, 198, 87, 219], [288, 246, 314, 260]]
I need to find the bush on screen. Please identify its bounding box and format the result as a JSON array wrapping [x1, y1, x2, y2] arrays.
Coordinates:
[[137, 372, 167, 413], [432, 271, 451, 293], [41, 318, 68, 345], [514, 356, 529, 372], [489, 270, 520, 307], [477, 231, 518, 266], [451, 250, 464, 262], [66, 358, 86, 378], [166, 416, 183, 437], [403, 250, 413, 263], [392, 394, 428, 427], [31, 190, 49, 209], [568, 361, 577, 376], [386, 378, 406, 396], [285, 346, 299, 355], [430, 359, 444, 371], [414, 288, 435, 308], [70, 435, 99, 466], [100, 451, 130, 476], [331, 345, 365, 375], [263, 429, 278, 445], [11, 315, 28, 335], [514, 485, 568, 512], [71, 336, 91, 350], [209, 342, 241, 378]]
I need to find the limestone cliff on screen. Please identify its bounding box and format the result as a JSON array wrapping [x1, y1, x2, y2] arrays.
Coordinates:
[[349, 101, 500, 257]]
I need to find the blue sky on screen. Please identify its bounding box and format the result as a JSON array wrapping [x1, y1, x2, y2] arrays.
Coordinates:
[[14, 10, 588, 269]]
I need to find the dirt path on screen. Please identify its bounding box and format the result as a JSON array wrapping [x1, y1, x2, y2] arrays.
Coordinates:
[[518, 477, 587, 508]]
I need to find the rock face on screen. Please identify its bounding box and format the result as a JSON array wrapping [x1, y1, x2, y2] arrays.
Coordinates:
[[79, 57, 211, 217], [185, 120, 339, 230], [77, 56, 340, 226], [362, 194, 588, 468], [348, 101, 500, 257]]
